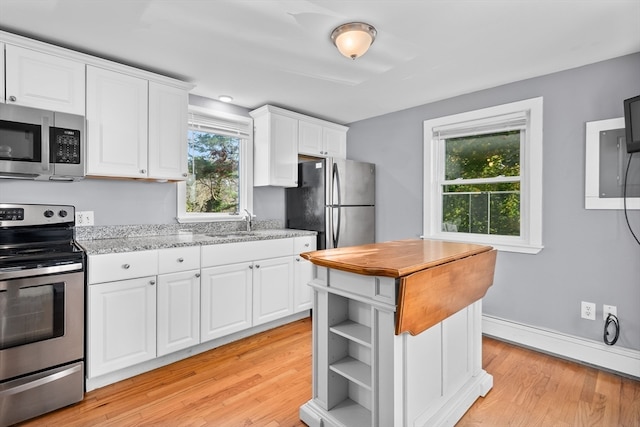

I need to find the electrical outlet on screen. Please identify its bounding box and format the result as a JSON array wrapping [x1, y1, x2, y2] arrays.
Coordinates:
[[581, 301, 596, 320], [75, 211, 94, 226], [603, 304, 617, 321]]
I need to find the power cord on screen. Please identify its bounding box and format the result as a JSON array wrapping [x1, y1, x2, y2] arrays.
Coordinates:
[[623, 152, 640, 246], [604, 313, 620, 346]]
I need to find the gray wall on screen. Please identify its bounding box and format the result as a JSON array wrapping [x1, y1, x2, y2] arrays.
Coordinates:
[[347, 52, 640, 350], [0, 95, 284, 224]]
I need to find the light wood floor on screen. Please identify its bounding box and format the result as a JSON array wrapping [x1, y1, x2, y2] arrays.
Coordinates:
[[17, 317, 640, 426]]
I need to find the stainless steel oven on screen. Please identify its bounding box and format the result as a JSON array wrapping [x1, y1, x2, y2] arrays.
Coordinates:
[[0, 104, 85, 181], [0, 204, 85, 427]]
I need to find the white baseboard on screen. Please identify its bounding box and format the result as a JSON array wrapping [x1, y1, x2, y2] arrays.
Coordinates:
[[482, 315, 640, 379]]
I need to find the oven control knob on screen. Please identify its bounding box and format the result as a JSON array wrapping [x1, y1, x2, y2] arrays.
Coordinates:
[[44, 210, 54, 218], [59, 210, 68, 218]]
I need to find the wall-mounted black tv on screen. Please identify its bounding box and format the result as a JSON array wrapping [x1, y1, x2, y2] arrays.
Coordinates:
[[624, 94, 640, 153]]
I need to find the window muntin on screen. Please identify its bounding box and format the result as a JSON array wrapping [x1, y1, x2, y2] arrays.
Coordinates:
[[177, 106, 252, 223], [424, 97, 543, 254]]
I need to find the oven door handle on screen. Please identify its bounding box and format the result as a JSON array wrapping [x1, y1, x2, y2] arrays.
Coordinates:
[[0, 363, 82, 397], [0, 262, 83, 282]]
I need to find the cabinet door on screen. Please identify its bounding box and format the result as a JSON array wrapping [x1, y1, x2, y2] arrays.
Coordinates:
[[157, 270, 200, 356], [148, 82, 188, 180], [86, 66, 148, 178], [294, 256, 313, 312], [298, 120, 323, 157], [87, 276, 156, 378], [253, 256, 294, 326], [323, 127, 347, 159], [201, 262, 253, 342], [5, 44, 85, 115], [254, 112, 298, 187]]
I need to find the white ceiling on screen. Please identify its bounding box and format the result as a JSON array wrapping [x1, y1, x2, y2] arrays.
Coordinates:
[[0, 0, 639, 124]]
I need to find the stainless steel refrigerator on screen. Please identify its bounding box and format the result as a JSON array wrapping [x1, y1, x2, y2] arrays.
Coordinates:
[[285, 158, 375, 249]]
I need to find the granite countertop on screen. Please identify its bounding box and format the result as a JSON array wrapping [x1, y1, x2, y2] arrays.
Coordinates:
[[78, 229, 317, 256], [300, 238, 493, 278]]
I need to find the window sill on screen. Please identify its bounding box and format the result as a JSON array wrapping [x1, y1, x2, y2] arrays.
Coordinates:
[[176, 214, 247, 224], [424, 233, 543, 254]]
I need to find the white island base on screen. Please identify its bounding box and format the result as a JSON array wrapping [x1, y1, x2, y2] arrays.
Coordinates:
[[299, 266, 493, 427]]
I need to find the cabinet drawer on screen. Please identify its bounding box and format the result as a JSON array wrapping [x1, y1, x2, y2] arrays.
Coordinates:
[[158, 246, 200, 274], [294, 235, 316, 254], [88, 250, 158, 284], [201, 238, 294, 267]]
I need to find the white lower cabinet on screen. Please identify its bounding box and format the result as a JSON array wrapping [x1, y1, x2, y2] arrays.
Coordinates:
[[200, 262, 253, 342], [253, 256, 294, 326], [88, 276, 157, 378], [87, 235, 314, 387], [294, 236, 316, 312], [157, 270, 201, 356]]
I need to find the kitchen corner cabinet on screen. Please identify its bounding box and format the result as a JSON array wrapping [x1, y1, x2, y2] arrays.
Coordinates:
[[250, 105, 349, 187], [4, 44, 85, 115], [86, 66, 189, 180], [251, 106, 299, 187]]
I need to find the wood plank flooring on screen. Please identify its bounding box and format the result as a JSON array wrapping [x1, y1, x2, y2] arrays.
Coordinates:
[[17, 317, 640, 426]]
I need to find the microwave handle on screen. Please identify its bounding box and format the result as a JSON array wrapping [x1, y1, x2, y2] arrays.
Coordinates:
[[41, 116, 50, 171]]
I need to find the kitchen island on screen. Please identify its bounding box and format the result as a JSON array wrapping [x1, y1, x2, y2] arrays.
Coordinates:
[[299, 239, 497, 427]]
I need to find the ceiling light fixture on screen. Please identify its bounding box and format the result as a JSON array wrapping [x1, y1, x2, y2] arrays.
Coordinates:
[[330, 22, 377, 60], [218, 95, 233, 103]]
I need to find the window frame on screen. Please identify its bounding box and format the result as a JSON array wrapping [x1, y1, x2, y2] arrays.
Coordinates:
[[423, 97, 543, 254], [176, 105, 253, 224]]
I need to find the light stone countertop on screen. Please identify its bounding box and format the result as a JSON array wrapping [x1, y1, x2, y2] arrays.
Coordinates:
[[78, 229, 317, 256]]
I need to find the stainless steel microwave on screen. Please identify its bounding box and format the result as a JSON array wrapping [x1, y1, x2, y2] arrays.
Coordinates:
[[0, 104, 85, 181]]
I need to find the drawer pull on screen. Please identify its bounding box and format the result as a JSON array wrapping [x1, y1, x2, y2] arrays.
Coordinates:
[[255, 264, 260, 269], [177, 258, 184, 263], [195, 273, 201, 278], [150, 280, 156, 286], [249, 265, 253, 269], [296, 258, 301, 262], [122, 264, 130, 269], [305, 243, 310, 247]]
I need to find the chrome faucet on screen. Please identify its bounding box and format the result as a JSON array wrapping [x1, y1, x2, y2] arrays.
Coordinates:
[[244, 209, 254, 232]]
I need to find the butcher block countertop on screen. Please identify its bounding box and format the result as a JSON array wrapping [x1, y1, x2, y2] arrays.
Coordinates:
[[300, 238, 493, 278], [302, 238, 498, 336]]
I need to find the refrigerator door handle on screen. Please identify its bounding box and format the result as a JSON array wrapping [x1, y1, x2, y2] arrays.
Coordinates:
[[332, 163, 342, 247]]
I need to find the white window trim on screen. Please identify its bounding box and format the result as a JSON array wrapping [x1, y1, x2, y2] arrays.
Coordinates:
[[176, 106, 253, 223], [423, 97, 543, 254]]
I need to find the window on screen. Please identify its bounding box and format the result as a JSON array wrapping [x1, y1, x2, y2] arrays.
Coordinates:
[[423, 97, 543, 253], [177, 106, 253, 223]]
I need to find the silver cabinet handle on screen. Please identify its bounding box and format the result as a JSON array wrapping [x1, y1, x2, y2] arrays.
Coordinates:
[[150, 280, 156, 285], [182, 173, 188, 177], [122, 264, 130, 269], [140, 169, 146, 174], [304, 243, 310, 247], [195, 273, 201, 278], [255, 264, 260, 269], [296, 258, 301, 262], [8, 95, 16, 102], [249, 265, 253, 269], [177, 258, 184, 263]]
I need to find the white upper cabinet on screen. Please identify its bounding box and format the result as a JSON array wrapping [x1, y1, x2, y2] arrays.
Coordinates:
[[251, 106, 299, 187], [86, 66, 149, 178], [299, 119, 347, 159], [148, 82, 189, 180], [4, 44, 85, 115]]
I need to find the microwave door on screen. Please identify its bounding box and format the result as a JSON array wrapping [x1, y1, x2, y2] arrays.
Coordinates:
[[0, 106, 53, 177]]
